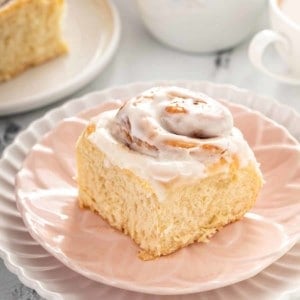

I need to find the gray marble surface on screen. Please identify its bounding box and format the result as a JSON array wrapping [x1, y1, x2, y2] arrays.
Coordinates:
[[0, 0, 300, 299]]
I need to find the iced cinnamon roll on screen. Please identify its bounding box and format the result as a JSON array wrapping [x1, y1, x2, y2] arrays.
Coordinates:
[[76, 87, 263, 260]]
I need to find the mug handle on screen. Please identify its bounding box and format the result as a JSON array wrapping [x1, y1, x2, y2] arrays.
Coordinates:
[[249, 29, 300, 85]]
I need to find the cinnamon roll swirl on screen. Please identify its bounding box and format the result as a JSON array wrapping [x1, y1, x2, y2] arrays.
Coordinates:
[[110, 86, 234, 158], [77, 86, 263, 259], [89, 87, 258, 184]]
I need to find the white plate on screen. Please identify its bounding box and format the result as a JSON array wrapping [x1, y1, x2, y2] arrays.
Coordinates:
[[0, 0, 121, 116], [0, 81, 300, 300]]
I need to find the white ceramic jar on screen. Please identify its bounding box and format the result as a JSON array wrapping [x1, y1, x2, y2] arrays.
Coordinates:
[[136, 0, 267, 53]]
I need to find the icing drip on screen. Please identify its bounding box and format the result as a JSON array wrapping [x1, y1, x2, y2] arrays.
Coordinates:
[[88, 87, 259, 200]]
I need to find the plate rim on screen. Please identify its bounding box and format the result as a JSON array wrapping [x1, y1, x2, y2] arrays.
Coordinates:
[[0, 80, 300, 299], [0, 0, 121, 116]]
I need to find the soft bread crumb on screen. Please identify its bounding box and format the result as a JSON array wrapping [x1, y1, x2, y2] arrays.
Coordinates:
[[0, 0, 67, 82], [76, 127, 262, 260]]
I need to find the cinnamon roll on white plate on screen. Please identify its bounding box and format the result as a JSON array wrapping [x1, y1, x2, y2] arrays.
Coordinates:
[[76, 87, 263, 260]]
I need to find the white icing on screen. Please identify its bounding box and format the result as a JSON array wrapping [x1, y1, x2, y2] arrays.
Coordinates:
[[110, 87, 235, 157], [88, 87, 260, 201]]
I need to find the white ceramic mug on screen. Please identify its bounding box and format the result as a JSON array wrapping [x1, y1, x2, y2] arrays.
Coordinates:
[[136, 0, 266, 53], [249, 0, 300, 84]]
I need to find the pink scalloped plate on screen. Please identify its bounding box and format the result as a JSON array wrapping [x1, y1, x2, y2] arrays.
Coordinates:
[[15, 100, 300, 295]]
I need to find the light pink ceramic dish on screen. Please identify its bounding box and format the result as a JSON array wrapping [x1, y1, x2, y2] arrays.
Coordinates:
[[15, 92, 300, 295]]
